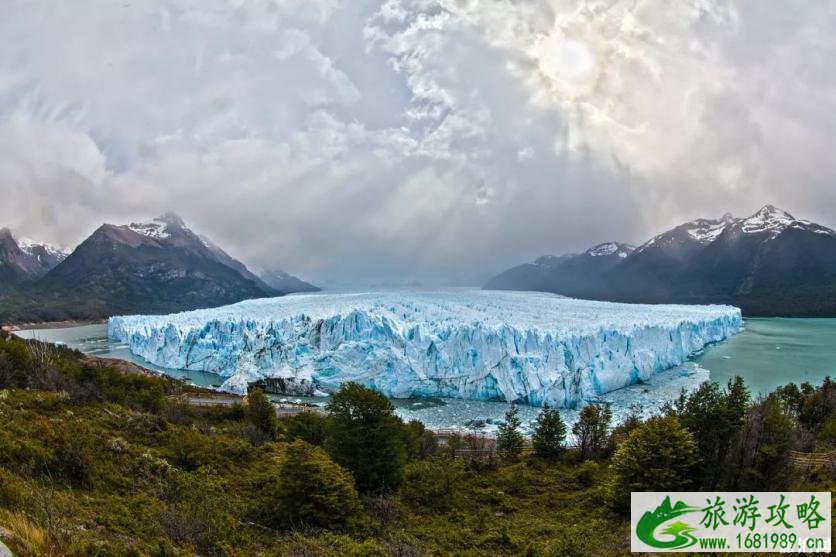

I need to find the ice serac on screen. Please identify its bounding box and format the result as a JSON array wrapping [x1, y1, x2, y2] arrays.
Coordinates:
[[108, 291, 742, 407]]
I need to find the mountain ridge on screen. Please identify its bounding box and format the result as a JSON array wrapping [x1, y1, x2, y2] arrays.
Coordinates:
[[484, 205, 836, 317], [0, 228, 69, 287], [0, 214, 317, 322]]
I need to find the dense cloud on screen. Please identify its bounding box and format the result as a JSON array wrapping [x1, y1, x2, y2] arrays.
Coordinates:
[[1, 0, 834, 285]]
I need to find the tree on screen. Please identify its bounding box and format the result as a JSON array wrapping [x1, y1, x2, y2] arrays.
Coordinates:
[[572, 404, 611, 460], [259, 440, 362, 530], [778, 377, 836, 434], [726, 395, 794, 491], [284, 410, 329, 446], [678, 377, 749, 489], [496, 405, 524, 462], [246, 388, 278, 443], [324, 383, 408, 494], [608, 415, 698, 512], [532, 404, 566, 459]]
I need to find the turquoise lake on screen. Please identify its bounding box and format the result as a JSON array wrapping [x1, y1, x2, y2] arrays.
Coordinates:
[[693, 318, 836, 395]]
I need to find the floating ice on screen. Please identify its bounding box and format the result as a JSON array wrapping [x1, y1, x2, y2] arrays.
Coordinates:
[[108, 290, 742, 407]]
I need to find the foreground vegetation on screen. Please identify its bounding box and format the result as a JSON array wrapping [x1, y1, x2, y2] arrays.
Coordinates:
[[0, 331, 833, 556]]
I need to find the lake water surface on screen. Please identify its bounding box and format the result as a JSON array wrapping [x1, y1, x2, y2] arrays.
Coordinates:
[[16, 317, 835, 431]]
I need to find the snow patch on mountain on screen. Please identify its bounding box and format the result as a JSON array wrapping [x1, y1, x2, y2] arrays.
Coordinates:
[[128, 220, 171, 240], [740, 205, 796, 237], [587, 242, 634, 258], [792, 220, 835, 236], [108, 291, 742, 407], [685, 214, 736, 244], [17, 237, 69, 261]]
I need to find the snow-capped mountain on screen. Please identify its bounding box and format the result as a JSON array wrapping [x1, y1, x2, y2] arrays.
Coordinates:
[[484, 242, 635, 296], [485, 205, 836, 316], [0, 228, 68, 287]]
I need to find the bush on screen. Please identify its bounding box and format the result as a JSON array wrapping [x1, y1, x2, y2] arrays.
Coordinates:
[[68, 364, 167, 413], [325, 383, 408, 494], [160, 468, 237, 553], [608, 415, 697, 511], [400, 457, 464, 514], [165, 429, 213, 471], [573, 460, 600, 488], [532, 404, 566, 459], [259, 440, 362, 531]]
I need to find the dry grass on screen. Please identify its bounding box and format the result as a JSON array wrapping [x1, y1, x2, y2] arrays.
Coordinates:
[[0, 510, 61, 557]]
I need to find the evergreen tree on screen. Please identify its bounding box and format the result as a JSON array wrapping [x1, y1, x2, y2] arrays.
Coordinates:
[[572, 403, 612, 460], [496, 405, 524, 461], [324, 382, 408, 494], [608, 415, 698, 512], [246, 388, 278, 442], [260, 440, 362, 530], [284, 410, 329, 446], [678, 377, 749, 489], [532, 403, 566, 459], [726, 395, 794, 491]]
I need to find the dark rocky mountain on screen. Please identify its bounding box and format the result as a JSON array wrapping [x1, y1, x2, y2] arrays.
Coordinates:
[[0, 214, 316, 322], [484, 206, 836, 317], [258, 267, 320, 294], [610, 213, 737, 301], [32, 213, 276, 316], [0, 228, 68, 287]]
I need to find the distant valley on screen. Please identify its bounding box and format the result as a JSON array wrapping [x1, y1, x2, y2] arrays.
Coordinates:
[[0, 213, 317, 322], [485, 205, 836, 317]]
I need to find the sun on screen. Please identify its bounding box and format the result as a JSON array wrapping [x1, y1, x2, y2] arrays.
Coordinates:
[[533, 29, 600, 101]]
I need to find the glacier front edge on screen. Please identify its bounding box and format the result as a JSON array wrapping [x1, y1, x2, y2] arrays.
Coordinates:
[[107, 290, 742, 407]]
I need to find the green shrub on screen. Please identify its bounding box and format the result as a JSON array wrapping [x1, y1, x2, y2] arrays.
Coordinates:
[[259, 440, 362, 531], [608, 415, 697, 511], [573, 460, 600, 488], [284, 410, 329, 446], [164, 429, 214, 472], [400, 457, 464, 514], [68, 364, 168, 413]]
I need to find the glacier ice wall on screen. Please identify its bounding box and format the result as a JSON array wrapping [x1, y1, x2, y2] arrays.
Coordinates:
[[107, 290, 742, 407]]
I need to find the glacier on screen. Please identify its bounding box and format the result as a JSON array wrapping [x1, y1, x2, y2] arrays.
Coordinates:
[[107, 290, 742, 407]]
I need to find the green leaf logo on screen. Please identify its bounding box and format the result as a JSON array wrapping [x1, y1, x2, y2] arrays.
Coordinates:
[[636, 496, 700, 550]]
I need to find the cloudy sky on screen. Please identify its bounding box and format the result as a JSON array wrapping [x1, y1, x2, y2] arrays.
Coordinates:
[[1, 0, 835, 285]]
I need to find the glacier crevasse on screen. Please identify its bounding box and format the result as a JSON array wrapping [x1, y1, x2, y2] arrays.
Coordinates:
[[107, 291, 742, 407]]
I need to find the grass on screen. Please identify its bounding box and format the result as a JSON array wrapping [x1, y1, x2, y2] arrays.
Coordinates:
[[0, 387, 636, 556]]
